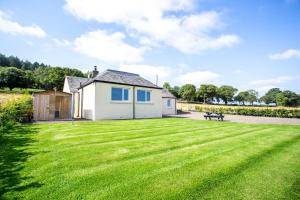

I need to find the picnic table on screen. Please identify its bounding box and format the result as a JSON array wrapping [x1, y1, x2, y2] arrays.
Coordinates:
[[204, 112, 224, 121]]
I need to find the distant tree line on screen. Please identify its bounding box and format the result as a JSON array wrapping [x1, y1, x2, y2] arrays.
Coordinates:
[[163, 82, 300, 107], [0, 53, 86, 90]]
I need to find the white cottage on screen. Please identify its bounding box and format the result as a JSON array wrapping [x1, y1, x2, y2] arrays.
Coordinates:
[[162, 89, 177, 115], [63, 67, 173, 120]]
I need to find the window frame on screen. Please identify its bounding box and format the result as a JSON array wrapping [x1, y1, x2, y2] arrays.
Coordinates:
[[167, 99, 171, 107], [111, 87, 130, 102], [136, 89, 152, 103]]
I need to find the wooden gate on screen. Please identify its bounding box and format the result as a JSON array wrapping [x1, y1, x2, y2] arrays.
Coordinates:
[[33, 94, 50, 120], [33, 91, 71, 121]]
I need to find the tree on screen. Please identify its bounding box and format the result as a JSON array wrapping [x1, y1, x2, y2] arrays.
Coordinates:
[[217, 85, 238, 105], [245, 89, 258, 105], [179, 84, 196, 101], [8, 56, 22, 68], [163, 82, 172, 91], [0, 53, 10, 66], [275, 92, 288, 106], [261, 88, 281, 105], [197, 84, 218, 104], [235, 91, 249, 105], [34, 67, 85, 90], [32, 62, 40, 70], [0, 67, 26, 90], [24, 70, 36, 88], [277, 90, 299, 106], [21, 60, 33, 70], [172, 86, 181, 98], [163, 82, 181, 99]]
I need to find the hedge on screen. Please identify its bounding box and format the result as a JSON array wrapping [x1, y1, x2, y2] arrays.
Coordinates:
[[0, 88, 45, 94], [0, 95, 33, 132], [194, 105, 300, 118]]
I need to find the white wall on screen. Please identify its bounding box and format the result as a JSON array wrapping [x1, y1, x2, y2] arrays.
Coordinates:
[[162, 98, 176, 115], [93, 82, 162, 120], [63, 78, 71, 93], [94, 82, 134, 120], [81, 83, 96, 120], [135, 87, 162, 119]]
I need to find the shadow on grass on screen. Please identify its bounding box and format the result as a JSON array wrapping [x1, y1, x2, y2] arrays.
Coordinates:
[[0, 124, 43, 198], [179, 134, 300, 199]]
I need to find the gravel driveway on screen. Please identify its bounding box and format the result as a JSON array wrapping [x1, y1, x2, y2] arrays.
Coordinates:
[[167, 112, 300, 125]]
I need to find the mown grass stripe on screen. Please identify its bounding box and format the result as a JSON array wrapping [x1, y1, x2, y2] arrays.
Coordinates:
[[3, 119, 300, 200], [175, 135, 300, 200], [59, 127, 267, 166]]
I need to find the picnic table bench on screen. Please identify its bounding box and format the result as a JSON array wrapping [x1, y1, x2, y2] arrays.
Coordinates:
[[204, 112, 224, 121]]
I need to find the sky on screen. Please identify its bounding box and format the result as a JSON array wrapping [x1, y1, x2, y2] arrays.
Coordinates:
[[0, 0, 299, 95]]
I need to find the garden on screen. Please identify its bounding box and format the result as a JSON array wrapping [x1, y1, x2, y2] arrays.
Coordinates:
[[1, 115, 300, 199]]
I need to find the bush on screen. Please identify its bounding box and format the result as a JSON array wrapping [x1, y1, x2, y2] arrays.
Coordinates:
[[193, 104, 300, 118], [0, 95, 33, 132]]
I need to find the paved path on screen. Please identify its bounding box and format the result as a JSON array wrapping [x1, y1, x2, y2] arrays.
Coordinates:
[[167, 112, 300, 125]]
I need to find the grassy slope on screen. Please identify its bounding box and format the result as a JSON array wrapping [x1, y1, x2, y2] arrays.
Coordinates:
[[1, 119, 300, 199]]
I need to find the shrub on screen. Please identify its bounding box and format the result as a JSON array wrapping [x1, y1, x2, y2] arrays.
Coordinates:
[[0, 87, 45, 94], [193, 104, 300, 118], [175, 103, 300, 118], [0, 95, 33, 132]]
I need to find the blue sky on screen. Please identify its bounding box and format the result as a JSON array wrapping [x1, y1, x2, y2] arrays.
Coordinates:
[[0, 0, 299, 95]]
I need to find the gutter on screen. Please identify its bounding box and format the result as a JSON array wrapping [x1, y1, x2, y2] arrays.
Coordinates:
[[80, 83, 84, 119], [77, 80, 163, 90], [133, 86, 135, 119]]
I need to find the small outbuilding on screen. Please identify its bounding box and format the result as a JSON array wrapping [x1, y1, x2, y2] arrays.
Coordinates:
[[33, 91, 72, 121], [162, 88, 177, 115]]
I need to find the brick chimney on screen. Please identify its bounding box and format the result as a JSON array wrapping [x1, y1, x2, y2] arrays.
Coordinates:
[[91, 66, 99, 78]]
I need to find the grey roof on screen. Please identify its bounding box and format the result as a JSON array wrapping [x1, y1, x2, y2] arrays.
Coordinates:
[[66, 76, 89, 92], [81, 69, 161, 89], [162, 88, 176, 98]]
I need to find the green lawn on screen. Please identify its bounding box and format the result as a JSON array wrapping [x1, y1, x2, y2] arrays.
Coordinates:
[[1, 119, 300, 199]]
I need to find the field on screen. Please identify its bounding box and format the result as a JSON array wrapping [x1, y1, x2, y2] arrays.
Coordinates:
[[1, 119, 300, 199], [0, 88, 45, 104], [0, 93, 24, 104]]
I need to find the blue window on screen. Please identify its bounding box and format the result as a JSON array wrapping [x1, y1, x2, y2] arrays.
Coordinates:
[[111, 87, 129, 101], [124, 89, 128, 101], [167, 99, 171, 107], [137, 90, 151, 102]]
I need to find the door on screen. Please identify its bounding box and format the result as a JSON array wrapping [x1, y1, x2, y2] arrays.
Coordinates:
[[34, 95, 50, 120], [55, 96, 63, 119]]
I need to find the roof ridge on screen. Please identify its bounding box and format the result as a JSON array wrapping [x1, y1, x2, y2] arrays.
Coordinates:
[[76, 69, 161, 89], [66, 76, 88, 79], [106, 69, 139, 76]]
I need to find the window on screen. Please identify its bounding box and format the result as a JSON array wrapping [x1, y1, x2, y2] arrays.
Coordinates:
[[137, 90, 151, 102], [111, 87, 129, 101], [167, 99, 171, 107]]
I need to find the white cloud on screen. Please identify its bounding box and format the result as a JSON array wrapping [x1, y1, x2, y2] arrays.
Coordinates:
[[177, 71, 220, 85], [250, 76, 296, 86], [269, 49, 300, 60], [64, 0, 239, 53], [64, 0, 193, 23], [249, 76, 297, 95], [53, 38, 71, 47], [73, 30, 145, 63], [256, 85, 277, 93], [0, 10, 46, 38], [118, 64, 171, 85]]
